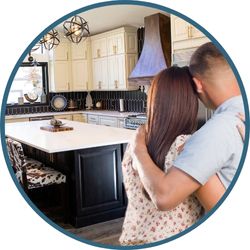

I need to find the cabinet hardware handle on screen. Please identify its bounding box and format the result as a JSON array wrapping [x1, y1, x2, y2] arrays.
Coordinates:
[[189, 26, 193, 38], [115, 80, 118, 89], [97, 49, 100, 58], [113, 45, 117, 54], [98, 81, 102, 89], [85, 50, 87, 59]]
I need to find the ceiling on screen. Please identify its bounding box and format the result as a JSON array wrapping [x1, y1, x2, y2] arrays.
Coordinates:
[[56, 5, 169, 35]]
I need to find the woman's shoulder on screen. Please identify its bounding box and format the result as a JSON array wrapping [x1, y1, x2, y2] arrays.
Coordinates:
[[164, 134, 191, 171]]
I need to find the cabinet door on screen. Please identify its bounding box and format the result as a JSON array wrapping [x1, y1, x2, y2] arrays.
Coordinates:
[[117, 118, 125, 128], [107, 33, 125, 56], [73, 114, 87, 123], [92, 38, 107, 58], [92, 58, 108, 90], [172, 16, 189, 42], [87, 114, 99, 124], [99, 116, 118, 127], [53, 42, 69, 61], [125, 32, 137, 54], [108, 55, 126, 90], [74, 145, 124, 216], [71, 41, 88, 60], [71, 60, 88, 91], [107, 55, 119, 90], [190, 25, 205, 39], [53, 61, 70, 92]]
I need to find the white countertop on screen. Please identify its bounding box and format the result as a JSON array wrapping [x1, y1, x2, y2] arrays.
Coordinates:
[[5, 110, 141, 120], [5, 120, 135, 153]]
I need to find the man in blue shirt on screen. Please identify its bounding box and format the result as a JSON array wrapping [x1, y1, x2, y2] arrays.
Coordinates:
[[132, 42, 244, 211]]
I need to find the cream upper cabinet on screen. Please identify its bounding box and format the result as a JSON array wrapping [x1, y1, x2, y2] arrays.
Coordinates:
[[53, 41, 69, 61], [71, 60, 88, 91], [91, 37, 107, 58], [125, 32, 138, 54], [91, 27, 138, 91], [108, 54, 126, 90], [71, 40, 88, 60], [107, 33, 125, 56], [92, 57, 108, 90], [171, 15, 205, 42], [50, 61, 70, 92], [171, 15, 210, 52]]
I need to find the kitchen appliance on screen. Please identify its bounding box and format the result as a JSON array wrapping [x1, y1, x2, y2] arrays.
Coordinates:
[[124, 113, 147, 130], [128, 13, 171, 85], [119, 99, 125, 112]]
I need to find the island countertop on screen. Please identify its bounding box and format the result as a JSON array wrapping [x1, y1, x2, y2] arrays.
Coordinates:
[[5, 120, 135, 153]]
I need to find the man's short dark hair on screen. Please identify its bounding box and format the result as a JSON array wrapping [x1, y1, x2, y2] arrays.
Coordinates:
[[189, 42, 228, 78]]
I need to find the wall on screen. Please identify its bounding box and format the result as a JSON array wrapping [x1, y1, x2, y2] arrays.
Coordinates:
[[5, 90, 147, 115]]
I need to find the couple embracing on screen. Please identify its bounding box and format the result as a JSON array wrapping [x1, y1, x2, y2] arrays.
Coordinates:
[[119, 42, 245, 245]]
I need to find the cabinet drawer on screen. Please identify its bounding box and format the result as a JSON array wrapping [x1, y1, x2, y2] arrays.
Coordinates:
[[99, 116, 117, 127], [54, 114, 73, 120], [87, 114, 99, 124]]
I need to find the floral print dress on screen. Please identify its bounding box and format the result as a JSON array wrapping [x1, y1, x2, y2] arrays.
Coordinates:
[[119, 135, 203, 246]]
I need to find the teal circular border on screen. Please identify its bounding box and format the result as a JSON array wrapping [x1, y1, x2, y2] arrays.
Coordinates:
[[1, 1, 249, 249]]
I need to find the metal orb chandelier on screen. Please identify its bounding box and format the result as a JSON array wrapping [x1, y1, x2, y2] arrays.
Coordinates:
[[63, 15, 90, 44], [40, 29, 60, 50]]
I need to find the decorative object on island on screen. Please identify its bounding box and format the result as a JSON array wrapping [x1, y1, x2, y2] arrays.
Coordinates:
[[51, 95, 67, 111], [63, 15, 90, 44]]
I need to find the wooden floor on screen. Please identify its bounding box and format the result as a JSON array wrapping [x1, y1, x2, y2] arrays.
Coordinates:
[[59, 218, 124, 246], [53, 218, 124, 246]]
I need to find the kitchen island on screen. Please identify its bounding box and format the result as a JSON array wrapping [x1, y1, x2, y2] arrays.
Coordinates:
[[5, 120, 135, 227]]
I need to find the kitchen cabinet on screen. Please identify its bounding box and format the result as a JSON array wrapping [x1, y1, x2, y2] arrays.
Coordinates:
[[91, 27, 138, 91], [50, 38, 92, 92], [72, 113, 87, 123], [71, 40, 88, 60], [99, 116, 118, 127], [73, 144, 126, 226], [171, 15, 210, 52], [91, 37, 107, 58], [107, 33, 125, 56], [117, 118, 125, 128], [71, 60, 88, 91], [54, 114, 73, 120], [53, 41, 70, 61], [50, 61, 70, 92], [92, 58, 109, 90]]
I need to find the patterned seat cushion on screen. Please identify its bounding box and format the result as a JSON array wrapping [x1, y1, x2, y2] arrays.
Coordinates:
[[6, 137, 66, 189], [26, 162, 66, 189]]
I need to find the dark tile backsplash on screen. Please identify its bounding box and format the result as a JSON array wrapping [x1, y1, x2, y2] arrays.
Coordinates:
[[5, 90, 147, 115]]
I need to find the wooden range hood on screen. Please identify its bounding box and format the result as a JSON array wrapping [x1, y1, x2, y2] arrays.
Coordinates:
[[128, 13, 171, 85]]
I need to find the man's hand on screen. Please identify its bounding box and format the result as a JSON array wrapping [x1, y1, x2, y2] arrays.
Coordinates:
[[237, 113, 245, 141]]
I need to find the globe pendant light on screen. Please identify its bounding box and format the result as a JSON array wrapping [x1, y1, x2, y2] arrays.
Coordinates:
[[63, 15, 90, 44], [40, 29, 60, 50]]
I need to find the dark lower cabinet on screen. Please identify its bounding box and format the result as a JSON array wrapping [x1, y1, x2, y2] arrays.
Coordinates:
[[71, 144, 127, 227], [23, 143, 127, 228]]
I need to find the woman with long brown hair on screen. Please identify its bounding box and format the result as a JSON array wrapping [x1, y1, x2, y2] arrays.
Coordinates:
[[119, 66, 219, 245]]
